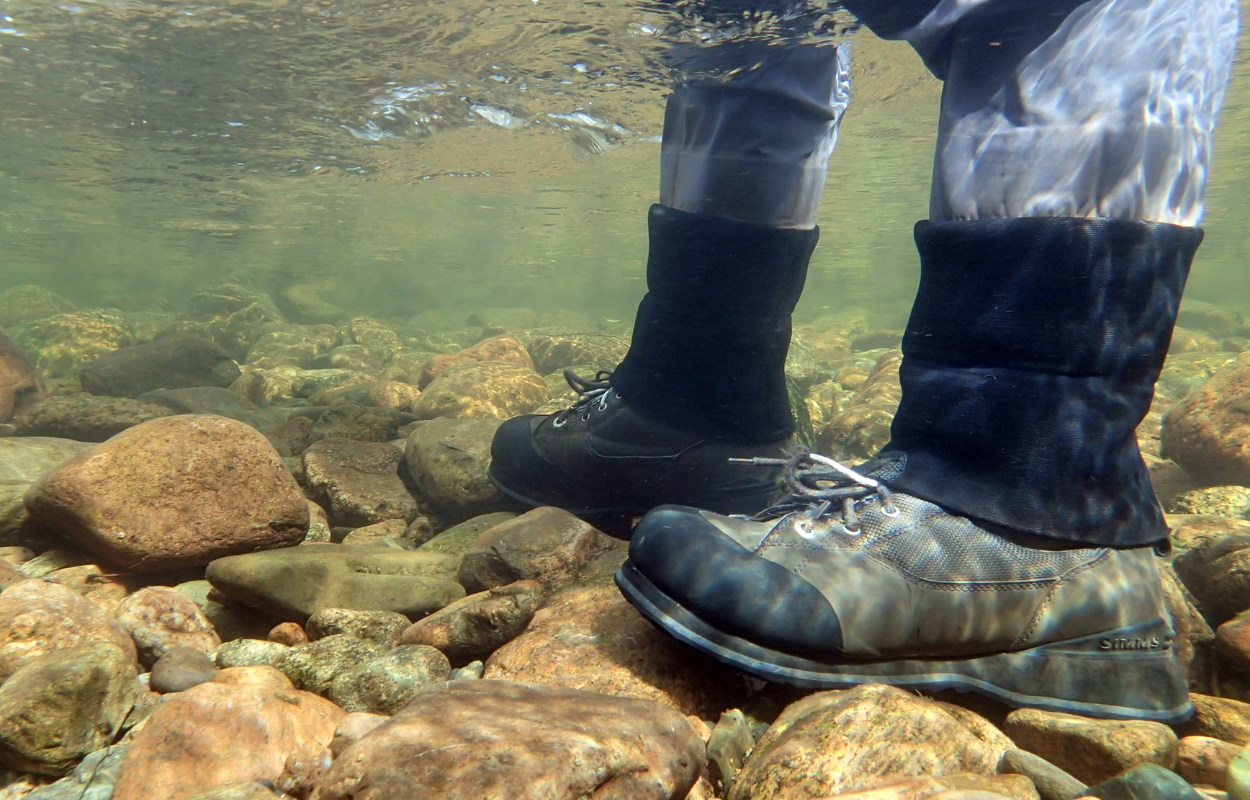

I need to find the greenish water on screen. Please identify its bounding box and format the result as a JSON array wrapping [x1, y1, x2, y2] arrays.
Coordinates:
[[0, 0, 1247, 323]]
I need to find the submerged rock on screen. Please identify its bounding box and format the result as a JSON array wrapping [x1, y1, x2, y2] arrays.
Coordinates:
[[111, 679, 343, 800], [1002, 708, 1178, 785], [277, 635, 383, 696], [305, 608, 411, 648], [149, 646, 217, 694], [1084, 763, 1202, 800], [0, 642, 137, 776], [1171, 487, 1250, 519], [728, 685, 1011, 800], [458, 506, 615, 595], [0, 437, 91, 547], [817, 349, 902, 463], [21, 743, 128, 800], [309, 680, 705, 800], [399, 580, 542, 665], [523, 333, 627, 378], [303, 438, 417, 527], [114, 587, 221, 668], [0, 330, 43, 424], [0, 580, 136, 681], [78, 335, 240, 398], [412, 361, 551, 420], [8, 311, 135, 388], [0, 285, 76, 329], [1162, 352, 1250, 485], [347, 317, 402, 364], [13, 395, 172, 442], [24, 414, 309, 571], [136, 386, 258, 420], [328, 644, 451, 715], [307, 403, 413, 444], [206, 544, 463, 619], [1175, 736, 1239, 787], [404, 417, 505, 520], [484, 585, 745, 718], [417, 512, 517, 558]]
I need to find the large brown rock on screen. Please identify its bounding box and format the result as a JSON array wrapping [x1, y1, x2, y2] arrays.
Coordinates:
[[417, 335, 536, 388], [0, 579, 136, 681], [399, 580, 542, 664], [13, 395, 173, 442], [1176, 736, 1240, 787], [1162, 352, 1250, 485], [0, 642, 137, 776], [728, 685, 1012, 800], [0, 330, 43, 423], [309, 680, 705, 800], [1002, 709, 1178, 786], [112, 680, 344, 800], [115, 587, 221, 668], [458, 506, 615, 594], [411, 361, 551, 420], [79, 335, 241, 399], [404, 417, 506, 520], [303, 439, 417, 527], [24, 414, 309, 571], [484, 585, 746, 718]]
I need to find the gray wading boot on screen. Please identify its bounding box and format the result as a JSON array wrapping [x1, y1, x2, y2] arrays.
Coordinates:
[[490, 45, 850, 525], [489, 205, 815, 522], [617, 217, 1204, 722]]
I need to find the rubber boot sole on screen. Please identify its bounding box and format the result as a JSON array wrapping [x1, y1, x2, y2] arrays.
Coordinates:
[[616, 561, 1193, 723]]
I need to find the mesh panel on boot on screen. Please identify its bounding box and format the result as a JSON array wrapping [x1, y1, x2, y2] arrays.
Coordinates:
[[851, 497, 1103, 589]]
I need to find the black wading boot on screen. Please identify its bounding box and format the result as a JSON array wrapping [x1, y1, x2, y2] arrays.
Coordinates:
[[489, 204, 817, 521], [617, 217, 1203, 721]]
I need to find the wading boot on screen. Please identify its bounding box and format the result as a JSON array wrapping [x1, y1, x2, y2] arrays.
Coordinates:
[[617, 217, 1203, 721], [489, 205, 816, 520], [490, 45, 850, 523]]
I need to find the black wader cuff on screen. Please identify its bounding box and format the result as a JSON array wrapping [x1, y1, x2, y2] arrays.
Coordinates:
[[611, 205, 817, 444], [885, 217, 1202, 548]]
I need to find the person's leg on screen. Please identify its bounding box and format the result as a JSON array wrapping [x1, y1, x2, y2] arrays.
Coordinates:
[[618, 0, 1238, 720], [489, 45, 850, 522]]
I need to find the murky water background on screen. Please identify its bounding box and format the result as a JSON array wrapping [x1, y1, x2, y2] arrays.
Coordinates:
[[0, 0, 1246, 325]]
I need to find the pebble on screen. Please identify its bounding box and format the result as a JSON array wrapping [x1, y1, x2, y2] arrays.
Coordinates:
[[450, 661, 484, 680], [149, 646, 217, 694], [267, 622, 309, 647], [707, 709, 755, 795]]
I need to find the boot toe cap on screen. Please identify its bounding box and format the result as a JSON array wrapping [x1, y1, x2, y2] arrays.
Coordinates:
[[628, 505, 842, 657]]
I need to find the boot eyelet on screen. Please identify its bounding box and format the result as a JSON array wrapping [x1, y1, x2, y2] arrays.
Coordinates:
[[881, 505, 901, 518], [795, 520, 818, 540], [844, 524, 861, 536], [552, 417, 566, 428], [580, 412, 591, 422]]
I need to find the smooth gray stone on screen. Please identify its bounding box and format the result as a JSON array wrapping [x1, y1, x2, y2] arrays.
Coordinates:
[[1087, 764, 1203, 800], [707, 709, 755, 794], [136, 387, 258, 420], [24, 743, 129, 800], [1000, 748, 1087, 800]]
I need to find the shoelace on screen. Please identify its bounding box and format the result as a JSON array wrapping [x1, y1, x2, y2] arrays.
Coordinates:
[[551, 369, 615, 428], [730, 447, 900, 534]]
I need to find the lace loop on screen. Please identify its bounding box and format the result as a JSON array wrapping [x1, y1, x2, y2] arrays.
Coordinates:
[[731, 447, 898, 530], [552, 369, 615, 426]]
